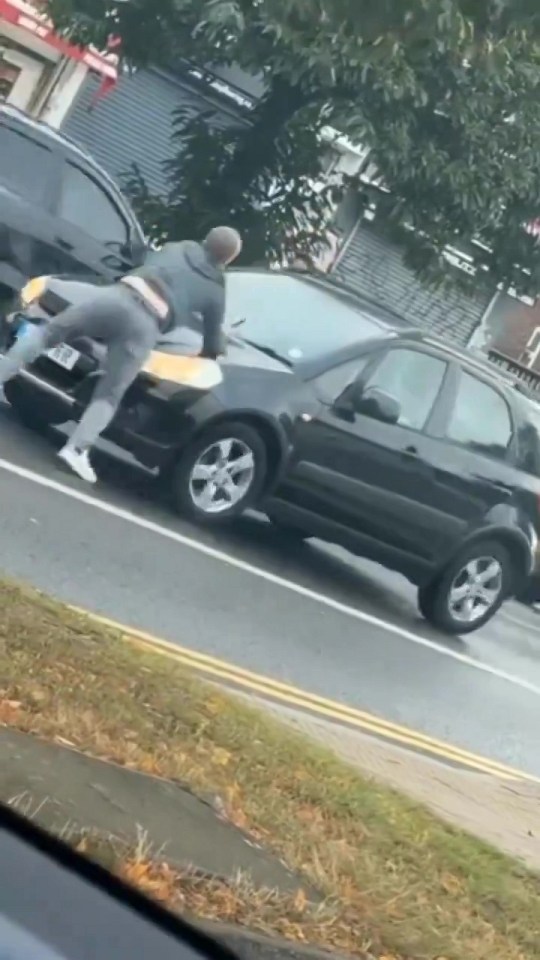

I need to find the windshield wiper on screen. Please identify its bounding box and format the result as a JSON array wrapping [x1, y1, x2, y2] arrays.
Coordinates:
[[242, 339, 293, 367]]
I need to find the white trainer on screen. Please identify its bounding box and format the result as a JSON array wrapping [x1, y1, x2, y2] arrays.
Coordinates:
[[58, 445, 97, 484]]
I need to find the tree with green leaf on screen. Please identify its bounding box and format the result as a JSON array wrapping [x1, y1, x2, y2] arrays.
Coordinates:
[[49, 0, 540, 290]]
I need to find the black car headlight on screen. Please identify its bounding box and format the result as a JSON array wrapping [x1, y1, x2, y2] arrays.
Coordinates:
[[142, 353, 223, 390], [18, 276, 50, 310]]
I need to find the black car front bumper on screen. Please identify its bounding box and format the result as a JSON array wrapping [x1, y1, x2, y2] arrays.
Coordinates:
[[0, 312, 210, 472]]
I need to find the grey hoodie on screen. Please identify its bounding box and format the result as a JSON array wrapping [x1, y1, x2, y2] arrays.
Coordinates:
[[129, 240, 226, 358]]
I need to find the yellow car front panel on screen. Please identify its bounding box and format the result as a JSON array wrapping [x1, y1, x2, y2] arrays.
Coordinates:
[[142, 353, 223, 389]]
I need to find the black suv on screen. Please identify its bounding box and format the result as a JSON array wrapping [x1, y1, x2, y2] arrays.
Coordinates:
[[3, 268, 540, 634], [0, 104, 146, 310], [268, 326, 540, 635]]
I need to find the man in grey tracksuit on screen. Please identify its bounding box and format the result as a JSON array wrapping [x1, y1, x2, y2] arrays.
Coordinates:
[[0, 226, 242, 483]]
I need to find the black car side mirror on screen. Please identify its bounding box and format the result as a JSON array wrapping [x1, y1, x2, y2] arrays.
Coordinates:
[[354, 386, 401, 424], [129, 239, 149, 266], [332, 381, 360, 421], [107, 239, 147, 265]]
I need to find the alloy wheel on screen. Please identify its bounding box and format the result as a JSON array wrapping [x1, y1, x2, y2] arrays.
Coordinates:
[[447, 556, 503, 624], [188, 437, 255, 515]]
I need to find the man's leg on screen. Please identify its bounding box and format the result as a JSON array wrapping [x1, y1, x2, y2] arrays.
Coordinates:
[[58, 331, 155, 483], [0, 292, 116, 388]]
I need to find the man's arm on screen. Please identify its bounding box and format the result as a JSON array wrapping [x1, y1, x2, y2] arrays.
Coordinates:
[[200, 291, 225, 359]]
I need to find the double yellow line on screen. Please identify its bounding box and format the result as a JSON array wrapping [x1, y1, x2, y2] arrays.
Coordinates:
[[72, 606, 540, 786]]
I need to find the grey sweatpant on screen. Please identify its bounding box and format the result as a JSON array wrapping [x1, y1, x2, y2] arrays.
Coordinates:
[[0, 284, 160, 451]]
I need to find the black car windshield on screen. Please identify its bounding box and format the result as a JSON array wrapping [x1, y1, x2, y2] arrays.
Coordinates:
[[224, 272, 387, 363]]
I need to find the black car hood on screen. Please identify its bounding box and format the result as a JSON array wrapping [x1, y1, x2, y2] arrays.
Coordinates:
[[216, 338, 292, 374], [39, 276, 294, 376]]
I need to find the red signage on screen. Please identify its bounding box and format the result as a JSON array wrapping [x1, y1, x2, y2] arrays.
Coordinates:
[[0, 0, 118, 80]]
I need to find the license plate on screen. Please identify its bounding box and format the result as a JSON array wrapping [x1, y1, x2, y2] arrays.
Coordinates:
[[14, 319, 80, 371], [46, 344, 80, 371]]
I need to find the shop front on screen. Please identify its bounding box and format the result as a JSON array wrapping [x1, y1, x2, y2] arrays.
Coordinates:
[[0, 0, 116, 124]]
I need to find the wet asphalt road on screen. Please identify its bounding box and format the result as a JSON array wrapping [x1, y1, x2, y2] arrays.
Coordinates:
[[0, 401, 539, 775]]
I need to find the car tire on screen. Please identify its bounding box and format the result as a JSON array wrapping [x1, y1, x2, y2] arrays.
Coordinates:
[[171, 421, 268, 524], [417, 539, 515, 635], [3, 380, 55, 432]]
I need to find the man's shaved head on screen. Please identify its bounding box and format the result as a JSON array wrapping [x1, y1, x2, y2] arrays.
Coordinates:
[[204, 226, 242, 266]]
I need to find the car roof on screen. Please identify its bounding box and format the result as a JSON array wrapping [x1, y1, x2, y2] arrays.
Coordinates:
[[421, 333, 520, 381], [0, 103, 121, 197], [420, 332, 540, 408]]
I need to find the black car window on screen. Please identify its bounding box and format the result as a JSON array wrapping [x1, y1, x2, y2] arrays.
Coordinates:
[[515, 401, 540, 475], [314, 356, 370, 400], [59, 162, 129, 245], [0, 125, 54, 205], [363, 348, 447, 430], [446, 372, 512, 459]]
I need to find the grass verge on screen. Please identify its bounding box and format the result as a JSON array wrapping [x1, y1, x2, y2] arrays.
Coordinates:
[[1, 579, 539, 960], [67, 827, 345, 948]]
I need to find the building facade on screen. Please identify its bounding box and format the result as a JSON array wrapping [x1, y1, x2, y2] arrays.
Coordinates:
[[0, 0, 116, 123], [61, 65, 256, 198], [332, 219, 493, 345], [0, 4, 498, 346]]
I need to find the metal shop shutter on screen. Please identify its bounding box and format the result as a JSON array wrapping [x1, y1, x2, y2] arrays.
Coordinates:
[[334, 222, 492, 345], [62, 67, 245, 198]]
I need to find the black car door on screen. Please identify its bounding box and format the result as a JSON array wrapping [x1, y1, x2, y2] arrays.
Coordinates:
[[53, 159, 139, 281], [420, 366, 516, 544], [281, 344, 452, 564]]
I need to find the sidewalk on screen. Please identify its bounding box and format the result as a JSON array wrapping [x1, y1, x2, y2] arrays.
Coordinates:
[[0, 726, 307, 894], [251, 697, 540, 871]]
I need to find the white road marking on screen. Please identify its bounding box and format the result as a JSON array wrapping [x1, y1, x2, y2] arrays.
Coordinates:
[[1, 455, 540, 697]]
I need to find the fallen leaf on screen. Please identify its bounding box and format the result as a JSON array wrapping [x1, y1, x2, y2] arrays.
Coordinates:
[[212, 747, 232, 767], [292, 888, 308, 913], [122, 860, 152, 885], [0, 699, 23, 723]]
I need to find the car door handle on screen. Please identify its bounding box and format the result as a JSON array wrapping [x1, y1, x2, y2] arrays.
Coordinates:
[[401, 445, 432, 472], [55, 236, 74, 250], [482, 477, 511, 494], [402, 445, 419, 458]]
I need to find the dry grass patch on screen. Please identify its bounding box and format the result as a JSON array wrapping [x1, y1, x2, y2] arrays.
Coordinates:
[[75, 830, 349, 952], [1, 579, 539, 960]]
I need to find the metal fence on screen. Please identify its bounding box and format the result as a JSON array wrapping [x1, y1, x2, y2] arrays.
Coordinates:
[[487, 349, 540, 393]]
